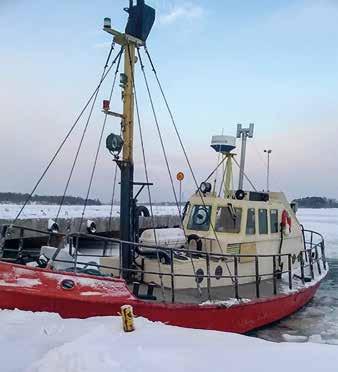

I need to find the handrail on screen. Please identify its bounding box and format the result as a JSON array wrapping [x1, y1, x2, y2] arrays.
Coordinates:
[[0, 224, 327, 304]]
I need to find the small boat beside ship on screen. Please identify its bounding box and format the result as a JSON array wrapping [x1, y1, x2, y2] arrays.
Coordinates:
[[0, 0, 328, 333]]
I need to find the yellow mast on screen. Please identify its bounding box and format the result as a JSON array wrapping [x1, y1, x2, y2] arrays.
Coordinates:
[[122, 43, 136, 164], [103, 0, 155, 280]]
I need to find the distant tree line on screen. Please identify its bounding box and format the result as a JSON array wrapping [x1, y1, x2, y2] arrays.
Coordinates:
[[293, 196, 338, 209], [0, 193, 102, 206]]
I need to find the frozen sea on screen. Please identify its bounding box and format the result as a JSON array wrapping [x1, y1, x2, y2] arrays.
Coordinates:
[[252, 208, 338, 344]]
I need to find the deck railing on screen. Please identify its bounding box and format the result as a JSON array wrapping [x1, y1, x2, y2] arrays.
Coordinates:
[[0, 224, 327, 304]]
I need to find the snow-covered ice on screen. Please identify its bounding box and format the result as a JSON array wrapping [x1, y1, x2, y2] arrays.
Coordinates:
[[0, 310, 337, 372], [254, 208, 338, 344], [297, 208, 338, 259], [0, 204, 178, 220]]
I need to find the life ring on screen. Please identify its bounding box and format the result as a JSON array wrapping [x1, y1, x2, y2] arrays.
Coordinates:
[[281, 210, 291, 235]]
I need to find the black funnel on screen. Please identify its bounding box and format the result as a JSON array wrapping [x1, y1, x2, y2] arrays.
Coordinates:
[[125, 0, 155, 42]]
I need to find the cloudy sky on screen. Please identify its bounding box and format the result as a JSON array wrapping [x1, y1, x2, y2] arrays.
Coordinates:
[[1, 0, 338, 203]]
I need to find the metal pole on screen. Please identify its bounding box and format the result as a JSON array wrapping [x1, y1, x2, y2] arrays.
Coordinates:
[[238, 133, 247, 190], [170, 249, 175, 303], [272, 255, 277, 295], [264, 149, 271, 192], [206, 253, 211, 301], [255, 256, 260, 298], [288, 254, 292, 290], [234, 256, 239, 299], [237, 123, 254, 190], [267, 152, 270, 191], [179, 180, 182, 215]]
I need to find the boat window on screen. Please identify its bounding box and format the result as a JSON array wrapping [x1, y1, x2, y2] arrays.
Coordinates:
[[270, 209, 279, 233], [259, 209, 268, 234], [246, 208, 256, 235], [215, 206, 242, 233], [187, 205, 212, 231]]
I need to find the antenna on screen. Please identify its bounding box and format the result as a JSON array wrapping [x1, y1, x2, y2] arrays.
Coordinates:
[[211, 135, 236, 198], [236, 123, 254, 190]]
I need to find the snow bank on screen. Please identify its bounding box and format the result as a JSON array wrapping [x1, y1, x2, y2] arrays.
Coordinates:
[[0, 310, 337, 372]]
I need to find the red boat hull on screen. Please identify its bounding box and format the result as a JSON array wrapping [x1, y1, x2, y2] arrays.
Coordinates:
[[0, 262, 322, 333]]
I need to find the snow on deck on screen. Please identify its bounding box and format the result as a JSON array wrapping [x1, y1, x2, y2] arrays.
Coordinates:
[[0, 310, 337, 372]]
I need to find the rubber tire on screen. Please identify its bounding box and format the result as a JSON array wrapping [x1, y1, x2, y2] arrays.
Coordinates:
[[136, 205, 150, 217], [188, 234, 203, 251]]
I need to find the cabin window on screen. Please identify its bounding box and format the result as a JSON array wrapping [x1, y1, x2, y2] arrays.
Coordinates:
[[215, 206, 242, 233], [270, 209, 279, 233], [259, 209, 268, 234], [187, 205, 212, 231], [246, 208, 256, 235]]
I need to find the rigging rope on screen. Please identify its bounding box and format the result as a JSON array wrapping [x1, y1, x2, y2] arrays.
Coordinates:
[[138, 47, 205, 295], [218, 160, 226, 197], [204, 155, 227, 183], [79, 47, 123, 231], [144, 47, 234, 282], [9, 47, 121, 227], [56, 43, 120, 223], [128, 45, 166, 301]]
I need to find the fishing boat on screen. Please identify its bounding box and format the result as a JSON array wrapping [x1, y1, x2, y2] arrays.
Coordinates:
[[0, 0, 328, 333]]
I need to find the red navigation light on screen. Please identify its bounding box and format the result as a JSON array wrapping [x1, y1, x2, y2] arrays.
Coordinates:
[[103, 100, 110, 111]]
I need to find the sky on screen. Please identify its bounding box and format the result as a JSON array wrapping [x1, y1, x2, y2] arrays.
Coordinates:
[[1, 0, 338, 203]]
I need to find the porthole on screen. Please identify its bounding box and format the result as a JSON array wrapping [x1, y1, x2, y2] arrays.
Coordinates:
[[195, 268, 204, 284], [61, 279, 75, 290], [215, 265, 223, 280]]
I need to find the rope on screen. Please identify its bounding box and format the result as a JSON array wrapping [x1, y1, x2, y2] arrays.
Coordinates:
[[204, 155, 227, 183], [56, 43, 118, 222], [9, 47, 120, 227], [138, 48, 206, 294], [79, 47, 123, 230], [144, 47, 234, 282], [218, 160, 226, 197]]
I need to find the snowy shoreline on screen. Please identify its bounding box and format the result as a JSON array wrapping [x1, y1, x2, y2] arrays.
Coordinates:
[[1, 311, 337, 372], [0, 204, 178, 220]]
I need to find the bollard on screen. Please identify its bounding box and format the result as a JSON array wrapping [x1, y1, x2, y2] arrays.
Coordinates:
[[121, 305, 135, 332]]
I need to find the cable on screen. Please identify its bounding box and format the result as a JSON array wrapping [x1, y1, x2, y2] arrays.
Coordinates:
[[204, 155, 227, 183], [138, 47, 205, 295], [10, 48, 121, 226], [79, 47, 123, 230], [56, 43, 119, 222], [128, 45, 166, 301], [144, 47, 234, 281]]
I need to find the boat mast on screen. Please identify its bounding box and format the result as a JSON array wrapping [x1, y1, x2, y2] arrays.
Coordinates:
[[120, 41, 136, 280], [104, 1, 155, 281]]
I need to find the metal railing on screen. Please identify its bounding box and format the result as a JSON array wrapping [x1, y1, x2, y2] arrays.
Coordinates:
[[0, 224, 327, 304]]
